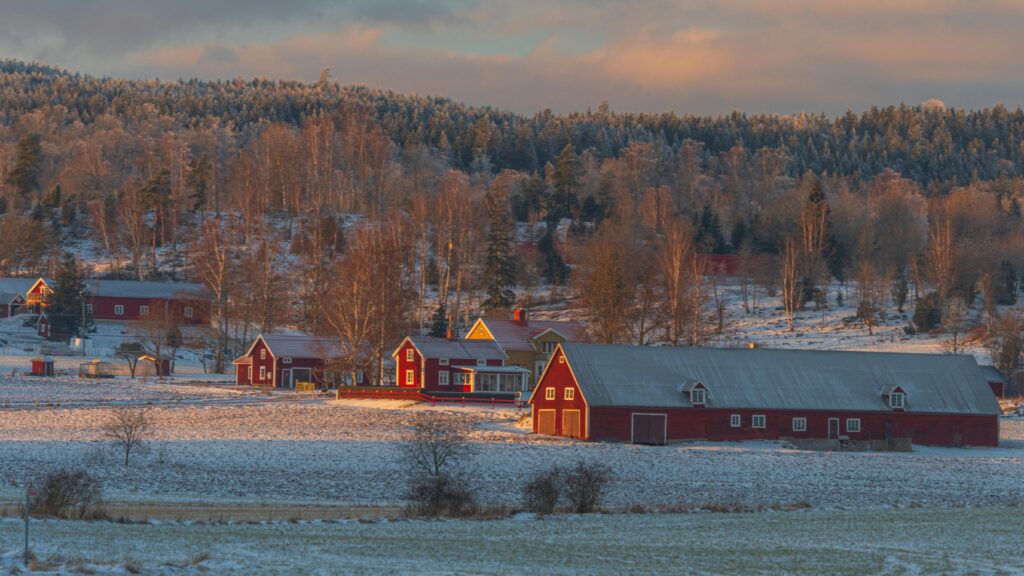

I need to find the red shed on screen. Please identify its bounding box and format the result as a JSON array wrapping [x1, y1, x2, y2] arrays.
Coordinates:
[[391, 336, 527, 393], [233, 334, 365, 389], [31, 356, 54, 377], [530, 344, 1001, 447]]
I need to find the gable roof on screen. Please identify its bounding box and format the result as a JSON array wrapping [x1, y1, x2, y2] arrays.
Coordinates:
[[85, 279, 209, 300], [399, 336, 506, 360], [256, 334, 346, 359], [0, 278, 41, 297], [469, 318, 591, 352], [979, 364, 1007, 385], [557, 344, 1001, 416]]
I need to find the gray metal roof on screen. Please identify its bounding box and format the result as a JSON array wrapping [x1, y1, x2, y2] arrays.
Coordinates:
[[0, 278, 37, 296], [85, 279, 209, 299], [404, 336, 506, 361], [560, 344, 1001, 416], [260, 335, 344, 359], [979, 364, 1007, 385]]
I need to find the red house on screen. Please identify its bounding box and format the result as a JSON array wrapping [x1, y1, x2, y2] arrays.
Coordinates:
[[84, 280, 211, 324], [233, 334, 365, 389], [0, 278, 34, 317], [530, 344, 1001, 447], [391, 335, 529, 394]]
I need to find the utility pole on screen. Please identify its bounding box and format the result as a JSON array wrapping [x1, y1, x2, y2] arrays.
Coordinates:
[[24, 483, 33, 564]]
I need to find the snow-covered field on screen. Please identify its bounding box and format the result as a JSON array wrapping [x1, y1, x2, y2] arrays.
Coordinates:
[[1, 377, 1023, 511], [2, 507, 1023, 575]]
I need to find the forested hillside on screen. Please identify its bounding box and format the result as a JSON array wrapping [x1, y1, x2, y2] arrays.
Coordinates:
[[3, 59, 1024, 377]]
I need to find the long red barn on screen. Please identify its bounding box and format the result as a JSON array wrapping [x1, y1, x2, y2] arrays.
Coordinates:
[[530, 344, 1001, 447]]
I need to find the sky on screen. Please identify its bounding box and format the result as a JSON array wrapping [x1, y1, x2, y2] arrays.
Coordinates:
[[1, 0, 1023, 116]]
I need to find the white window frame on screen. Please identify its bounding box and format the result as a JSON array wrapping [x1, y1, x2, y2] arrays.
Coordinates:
[[438, 371, 449, 386], [259, 366, 266, 381], [545, 387, 555, 401], [114, 304, 124, 316], [247, 366, 252, 380], [260, 349, 266, 360], [405, 370, 415, 386], [792, 417, 807, 432], [85, 303, 93, 314], [406, 349, 414, 362], [690, 388, 706, 405], [564, 388, 574, 401], [752, 414, 766, 429], [139, 305, 149, 316], [439, 358, 449, 366], [890, 392, 905, 409], [730, 414, 741, 428], [476, 358, 486, 366], [543, 341, 558, 356], [846, 418, 861, 433], [184, 306, 194, 318], [281, 357, 292, 364]]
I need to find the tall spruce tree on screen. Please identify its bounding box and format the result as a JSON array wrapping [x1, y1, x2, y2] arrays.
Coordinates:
[[538, 226, 568, 284], [482, 189, 518, 312], [548, 144, 579, 221], [7, 133, 43, 200], [186, 152, 210, 213], [429, 304, 449, 338], [47, 252, 92, 339]]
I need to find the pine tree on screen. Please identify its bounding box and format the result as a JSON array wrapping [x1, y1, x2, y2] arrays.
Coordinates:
[[549, 144, 579, 221], [538, 226, 568, 284], [429, 304, 449, 338], [482, 189, 518, 312], [47, 252, 93, 339], [7, 133, 43, 199], [186, 153, 210, 213]]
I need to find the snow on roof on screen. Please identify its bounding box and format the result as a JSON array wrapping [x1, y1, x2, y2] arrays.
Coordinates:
[[85, 279, 209, 300], [0, 278, 41, 296], [404, 336, 506, 360], [260, 334, 345, 359], [474, 318, 591, 352], [559, 344, 1001, 416]]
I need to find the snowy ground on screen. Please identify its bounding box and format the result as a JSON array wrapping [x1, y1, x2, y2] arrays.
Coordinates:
[[2, 507, 1023, 575], [1, 377, 1023, 512]]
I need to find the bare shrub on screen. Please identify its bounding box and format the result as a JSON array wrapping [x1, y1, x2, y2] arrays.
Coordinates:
[[31, 469, 104, 519], [102, 406, 152, 466], [522, 466, 561, 514], [401, 414, 474, 516], [563, 460, 612, 513]]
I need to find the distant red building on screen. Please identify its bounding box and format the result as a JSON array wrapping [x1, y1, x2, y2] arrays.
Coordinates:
[[391, 335, 529, 394], [233, 334, 366, 389]]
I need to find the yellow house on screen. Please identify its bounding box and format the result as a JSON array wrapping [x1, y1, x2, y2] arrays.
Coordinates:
[[464, 309, 590, 390]]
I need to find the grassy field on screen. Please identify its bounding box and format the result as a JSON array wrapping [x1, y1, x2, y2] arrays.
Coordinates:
[[2, 507, 1022, 575]]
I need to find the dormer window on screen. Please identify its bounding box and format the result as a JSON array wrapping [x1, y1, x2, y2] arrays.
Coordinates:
[[690, 387, 706, 406], [890, 391, 905, 409]]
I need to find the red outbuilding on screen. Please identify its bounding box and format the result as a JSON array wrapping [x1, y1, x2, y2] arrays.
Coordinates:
[[233, 334, 365, 389], [530, 344, 1001, 447], [391, 335, 529, 394], [84, 280, 211, 324]]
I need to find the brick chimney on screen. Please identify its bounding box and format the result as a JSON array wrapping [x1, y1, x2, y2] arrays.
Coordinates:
[[513, 308, 528, 325], [445, 327, 455, 340]]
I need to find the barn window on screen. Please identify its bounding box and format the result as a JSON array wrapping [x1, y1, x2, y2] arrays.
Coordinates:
[[690, 388, 706, 405], [792, 417, 807, 432], [545, 387, 555, 400], [846, 418, 861, 433], [752, 415, 766, 429], [184, 307, 194, 318], [260, 349, 266, 360], [890, 392, 905, 409], [730, 414, 741, 427], [438, 371, 449, 386], [281, 357, 292, 364], [558, 355, 565, 364], [139, 305, 149, 316], [259, 366, 266, 381], [114, 304, 124, 316], [248, 366, 252, 380], [406, 349, 414, 362], [405, 370, 414, 386], [564, 388, 574, 401], [476, 359, 486, 366], [439, 358, 449, 366]]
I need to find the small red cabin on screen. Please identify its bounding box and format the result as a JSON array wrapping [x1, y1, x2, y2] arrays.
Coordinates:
[[234, 334, 364, 389], [391, 335, 528, 394]]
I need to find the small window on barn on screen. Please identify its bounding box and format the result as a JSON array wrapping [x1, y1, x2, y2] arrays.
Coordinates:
[[438, 371, 449, 386], [139, 305, 149, 316], [890, 392, 905, 409], [184, 307, 194, 318], [259, 366, 266, 381], [792, 417, 807, 432], [752, 415, 766, 429], [846, 418, 861, 433], [406, 349, 414, 362], [439, 358, 449, 366], [730, 414, 741, 427], [281, 357, 292, 364], [564, 388, 574, 401], [545, 387, 555, 401], [558, 355, 565, 364], [260, 349, 266, 360], [690, 388, 706, 405], [114, 304, 124, 316], [476, 359, 486, 366], [405, 370, 415, 386]]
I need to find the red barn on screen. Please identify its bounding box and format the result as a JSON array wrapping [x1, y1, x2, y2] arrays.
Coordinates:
[[84, 280, 211, 324], [391, 335, 529, 394], [530, 344, 1001, 447], [233, 334, 364, 389]]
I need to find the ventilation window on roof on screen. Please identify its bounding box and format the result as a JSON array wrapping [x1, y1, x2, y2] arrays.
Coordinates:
[[890, 392, 905, 409], [690, 388, 706, 405]]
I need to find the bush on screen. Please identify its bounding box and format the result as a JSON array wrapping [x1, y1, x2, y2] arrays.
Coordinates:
[[406, 473, 475, 517], [31, 469, 104, 519], [401, 414, 475, 517], [522, 467, 561, 514], [563, 461, 612, 514], [912, 292, 943, 332]]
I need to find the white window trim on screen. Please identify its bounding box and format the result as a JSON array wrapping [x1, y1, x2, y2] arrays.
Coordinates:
[[259, 366, 266, 381], [184, 306, 194, 318], [260, 349, 266, 360], [438, 371, 449, 386], [476, 358, 486, 366], [439, 358, 449, 366], [114, 304, 124, 316], [281, 357, 292, 364], [792, 417, 807, 432], [564, 388, 574, 401], [890, 392, 905, 409], [405, 370, 415, 386], [406, 349, 414, 362], [846, 418, 861, 433], [247, 366, 252, 380], [139, 305, 149, 316], [752, 415, 766, 429], [545, 387, 555, 400], [690, 388, 706, 405], [730, 414, 741, 428]]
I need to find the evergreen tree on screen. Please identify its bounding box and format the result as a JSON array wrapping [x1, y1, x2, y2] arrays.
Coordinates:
[[186, 153, 210, 213], [695, 204, 726, 253], [482, 189, 518, 312], [548, 144, 579, 221], [997, 260, 1018, 305], [47, 252, 93, 339], [429, 304, 449, 338], [7, 133, 42, 199], [538, 226, 568, 284]]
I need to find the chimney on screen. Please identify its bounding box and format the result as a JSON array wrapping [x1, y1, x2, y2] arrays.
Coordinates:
[[513, 308, 528, 325], [445, 327, 455, 340]]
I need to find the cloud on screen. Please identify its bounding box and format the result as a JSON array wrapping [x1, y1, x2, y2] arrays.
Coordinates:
[[2, 0, 1024, 115]]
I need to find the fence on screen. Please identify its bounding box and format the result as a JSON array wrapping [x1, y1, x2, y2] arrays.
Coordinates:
[[336, 386, 523, 407]]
